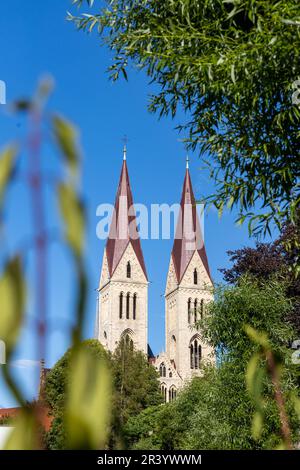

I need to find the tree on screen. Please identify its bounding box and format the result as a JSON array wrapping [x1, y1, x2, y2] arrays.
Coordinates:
[[111, 341, 162, 447], [202, 277, 295, 360], [45, 339, 162, 449], [45, 339, 109, 414], [198, 277, 299, 448], [70, 0, 300, 236], [221, 221, 300, 333], [125, 278, 300, 449], [44, 339, 109, 449], [124, 375, 221, 450]]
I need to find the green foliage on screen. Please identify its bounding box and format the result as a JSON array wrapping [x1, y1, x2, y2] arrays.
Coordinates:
[[221, 220, 300, 332], [45, 339, 108, 413], [126, 278, 299, 450], [112, 343, 162, 426], [45, 414, 66, 450], [200, 277, 294, 361], [0, 416, 13, 426], [109, 342, 162, 448], [65, 344, 111, 449], [45, 339, 110, 449], [244, 325, 297, 448], [70, 0, 300, 235], [123, 405, 164, 450], [45, 340, 162, 449], [125, 367, 257, 450]]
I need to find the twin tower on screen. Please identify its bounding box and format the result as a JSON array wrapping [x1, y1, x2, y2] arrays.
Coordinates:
[[95, 150, 214, 402]]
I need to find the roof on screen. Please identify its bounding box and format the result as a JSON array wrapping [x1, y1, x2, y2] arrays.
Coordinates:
[[171, 167, 211, 283], [106, 159, 148, 280], [0, 405, 52, 432], [147, 343, 155, 359]]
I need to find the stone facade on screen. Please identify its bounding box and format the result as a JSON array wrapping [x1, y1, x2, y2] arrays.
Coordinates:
[[97, 242, 148, 354], [153, 251, 214, 401], [95, 154, 215, 403]]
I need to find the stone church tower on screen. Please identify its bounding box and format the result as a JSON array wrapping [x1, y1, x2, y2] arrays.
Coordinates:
[[95, 151, 214, 403], [95, 148, 148, 353], [154, 159, 214, 400]]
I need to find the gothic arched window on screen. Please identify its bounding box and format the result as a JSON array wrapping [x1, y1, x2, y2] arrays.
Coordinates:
[[133, 293, 137, 320], [188, 298, 192, 324], [200, 299, 204, 319], [127, 261, 131, 278], [123, 333, 133, 350], [169, 386, 177, 402], [126, 292, 130, 319], [170, 335, 176, 360], [194, 299, 198, 323], [119, 292, 123, 319], [190, 337, 202, 369], [159, 363, 166, 377], [193, 268, 198, 285], [161, 384, 167, 403], [121, 329, 134, 350]]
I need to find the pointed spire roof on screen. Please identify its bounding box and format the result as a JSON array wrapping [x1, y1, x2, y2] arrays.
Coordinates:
[[106, 155, 148, 280], [171, 164, 212, 283]]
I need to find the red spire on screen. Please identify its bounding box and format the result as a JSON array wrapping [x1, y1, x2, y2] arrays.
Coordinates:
[[106, 157, 148, 280], [171, 165, 211, 283]]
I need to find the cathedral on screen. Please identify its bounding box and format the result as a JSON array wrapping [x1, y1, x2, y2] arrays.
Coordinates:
[[95, 148, 215, 402]]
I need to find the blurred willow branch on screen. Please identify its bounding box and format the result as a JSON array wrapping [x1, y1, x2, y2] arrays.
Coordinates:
[[0, 77, 111, 449], [245, 325, 294, 449]]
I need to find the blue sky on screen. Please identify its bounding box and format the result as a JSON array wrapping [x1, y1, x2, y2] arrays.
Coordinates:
[[0, 0, 274, 407]]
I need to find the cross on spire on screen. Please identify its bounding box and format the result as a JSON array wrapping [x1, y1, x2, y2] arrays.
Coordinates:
[[171, 163, 212, 283], [186, 154, 189, 169], [122, 135, 129, 160], [105, 150, 148, 280]]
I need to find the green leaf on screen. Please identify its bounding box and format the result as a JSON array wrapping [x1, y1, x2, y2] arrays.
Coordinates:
[[251, 411, 263, 441], [244, 325, 269, 349], [57, 183, 85, 257], [0, 257, 26, 352], [246, 353, 265, 410], [246, 353, 261, 395], [4, 410, 40, 450], [0, 146, 18, 209], [230, 64, 236, 84], [65, 347, 111, 449], [35, 76, 54, 103], [292, 395, 300, 419], [53, 115, 80, 177], [12, 100, 33, 112]]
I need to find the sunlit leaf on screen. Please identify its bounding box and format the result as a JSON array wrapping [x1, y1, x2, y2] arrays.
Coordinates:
[[57, 183, 85, 258], [244, 325, 269, 349], [4, 410, 40, 450], [251, 411, 263, 441], [0, 145, 18, 209], [0, 257, 26, 352], [53, 115, 80, 177], [65, 347, 111, 449], [35, 76, 55, 104], [246, 353, 260, 395]]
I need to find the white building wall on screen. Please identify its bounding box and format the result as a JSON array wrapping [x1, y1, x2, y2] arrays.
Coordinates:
[[165, 251, 215, 383], [0, 427, 13, 449], [97, 243, 148, 354]]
